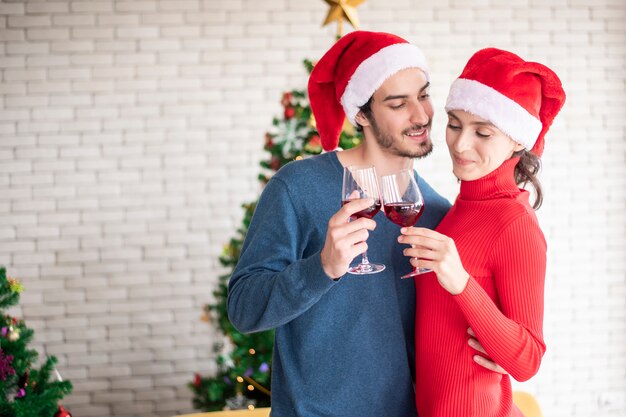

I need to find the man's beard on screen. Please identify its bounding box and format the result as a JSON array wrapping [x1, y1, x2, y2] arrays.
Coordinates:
[[370, 116, 434, 159]]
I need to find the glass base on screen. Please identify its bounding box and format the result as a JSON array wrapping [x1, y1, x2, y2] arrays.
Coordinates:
[[401, 267, 432, 279], [347, 262, 386, 275]]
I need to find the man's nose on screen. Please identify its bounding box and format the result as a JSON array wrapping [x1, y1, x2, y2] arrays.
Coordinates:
[[409, 101, 430, 126]]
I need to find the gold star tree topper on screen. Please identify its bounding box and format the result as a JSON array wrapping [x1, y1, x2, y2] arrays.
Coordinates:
[[322, 0, 366, 37]]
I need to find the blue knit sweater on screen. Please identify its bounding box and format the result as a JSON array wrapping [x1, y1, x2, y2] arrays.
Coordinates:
[[228, 152, 450, 417]]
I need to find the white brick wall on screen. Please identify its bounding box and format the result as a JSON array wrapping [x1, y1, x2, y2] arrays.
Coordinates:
[[1, 0, 624, 416]]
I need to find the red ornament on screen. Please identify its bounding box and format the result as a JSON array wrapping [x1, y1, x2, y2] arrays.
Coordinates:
[[269, 157, 281, 171], [281, 92, 293, 107], [308, 135, 321, 148], [55, 405, 71, 417], [284, 106, 295, 120], [193, 373, 202, 388], [264, 133, 274, 150]]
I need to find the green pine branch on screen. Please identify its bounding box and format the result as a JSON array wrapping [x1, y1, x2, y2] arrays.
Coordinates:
[[0, 266, 72, 417]]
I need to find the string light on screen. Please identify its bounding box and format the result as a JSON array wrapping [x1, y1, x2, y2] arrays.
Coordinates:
[[247, 384, 254, 391], [243, 375, 271, 396], [236, 376, 244, 383], [248, 348, 256, 355]]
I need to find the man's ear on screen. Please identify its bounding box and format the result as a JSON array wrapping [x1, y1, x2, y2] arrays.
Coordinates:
[[354, 110, 371, 127]]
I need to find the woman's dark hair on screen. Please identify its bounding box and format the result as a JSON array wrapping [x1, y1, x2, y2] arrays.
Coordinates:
[[355, 96, 374, 132], [514, 150, 543, 210]]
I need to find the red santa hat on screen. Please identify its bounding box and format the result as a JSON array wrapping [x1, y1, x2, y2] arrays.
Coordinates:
[[445, 48, 566, 157], [308, 31, 429, 151]]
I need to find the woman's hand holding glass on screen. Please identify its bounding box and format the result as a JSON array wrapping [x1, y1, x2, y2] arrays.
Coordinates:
[[398, 227, 470, 294], [380, 169, 429, 278]]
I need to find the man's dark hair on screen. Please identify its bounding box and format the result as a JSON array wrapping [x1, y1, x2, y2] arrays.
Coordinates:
[[355, 96, 374, 132]]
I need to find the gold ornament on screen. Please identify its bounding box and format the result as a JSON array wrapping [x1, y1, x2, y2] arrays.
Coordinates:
[[200, 311, 210, 323], [7, 278, 23, 293], [322, 0, 366, 37], [7, 326, 20, 342]]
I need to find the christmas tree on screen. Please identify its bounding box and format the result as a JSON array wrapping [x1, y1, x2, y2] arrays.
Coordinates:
[[188, 60, 362, 411], [0, 266, 73, 417]]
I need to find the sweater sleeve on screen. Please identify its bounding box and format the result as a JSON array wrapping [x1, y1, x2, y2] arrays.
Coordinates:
[[454, 215, 546, 382], [227, 176, 337, 334]]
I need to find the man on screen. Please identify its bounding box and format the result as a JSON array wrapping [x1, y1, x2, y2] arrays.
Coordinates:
[[228, 31, 499, 417]]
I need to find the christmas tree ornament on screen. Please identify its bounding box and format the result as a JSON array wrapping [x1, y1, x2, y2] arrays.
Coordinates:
[[6, 278, 23, 294], [283, 106, 295, 120], [280, 92, 292, 107], [55, 405, 72, 417], [200, 311, 210, 323], [2, 325, 21, 342], [304, 134, 322, 154], [322, 0, 366, 37], [263, 133, 274, 150], [0, 349, 15, 380], [7, 326, 20, 342]]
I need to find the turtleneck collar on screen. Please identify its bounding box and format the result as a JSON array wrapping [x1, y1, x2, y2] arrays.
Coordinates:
[[458, 157, 521, 201]]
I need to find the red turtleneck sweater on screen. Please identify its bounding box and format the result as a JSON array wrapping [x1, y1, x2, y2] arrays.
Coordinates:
[[414, 158, 546, 417]]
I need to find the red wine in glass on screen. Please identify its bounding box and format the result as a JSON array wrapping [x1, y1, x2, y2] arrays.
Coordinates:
[[341, 165, 385, 275], [383, 202, 424, 227], [380, 169, 431, 278], [342, 200, 382, 220]]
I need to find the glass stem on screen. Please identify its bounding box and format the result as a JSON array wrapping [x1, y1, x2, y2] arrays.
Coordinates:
[[360, 251, 371, 265]]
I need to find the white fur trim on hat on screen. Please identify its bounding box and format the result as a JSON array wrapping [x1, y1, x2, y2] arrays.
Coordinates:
[[445, 78, 543, 150], [340, 43, 429, 125]]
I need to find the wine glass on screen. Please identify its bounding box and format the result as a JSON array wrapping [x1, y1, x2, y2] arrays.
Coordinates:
[[341, 165, 385, 275], [380, 169, 430, 278]]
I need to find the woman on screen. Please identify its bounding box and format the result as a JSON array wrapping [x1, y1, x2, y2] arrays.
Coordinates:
[[400, 48, 566, 416]]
